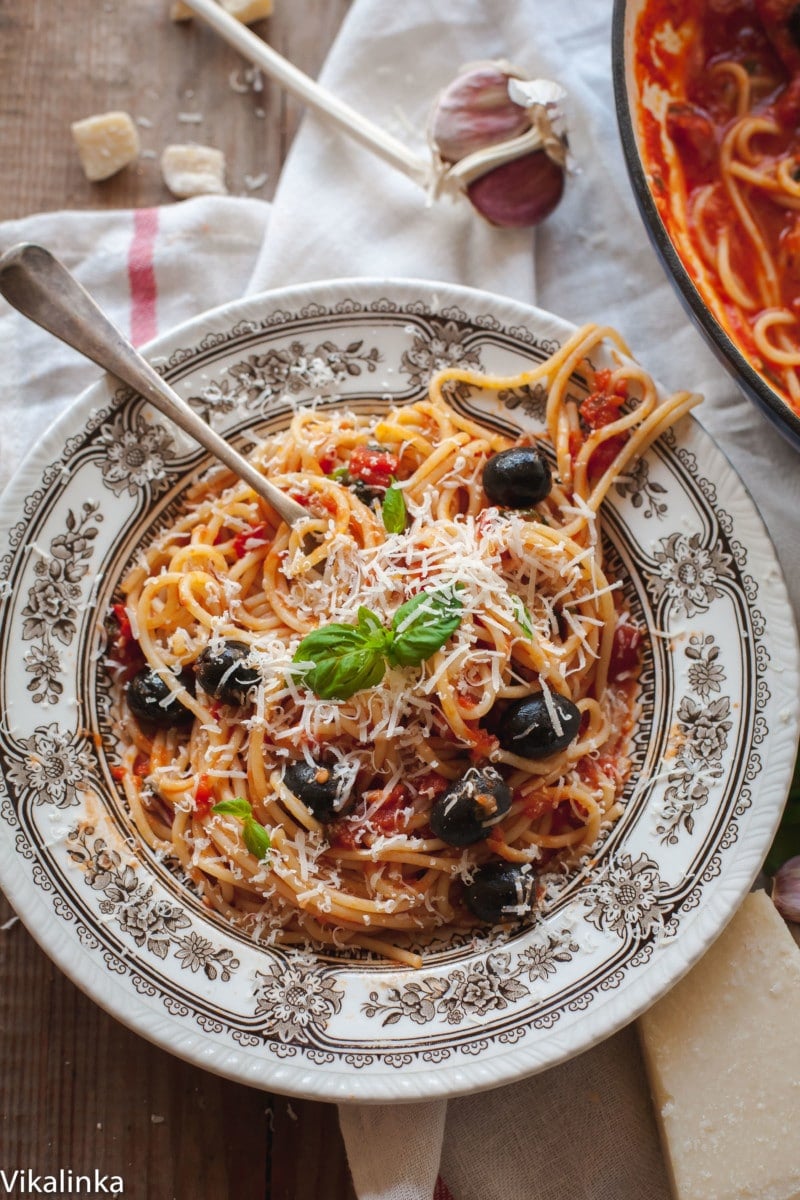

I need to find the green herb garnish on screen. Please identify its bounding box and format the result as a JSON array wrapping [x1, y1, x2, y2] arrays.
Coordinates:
[[510, 595, 534, 639], [293, 585, 464, 700], [212, 797, 271, 862], [381, 480, 406, 534]]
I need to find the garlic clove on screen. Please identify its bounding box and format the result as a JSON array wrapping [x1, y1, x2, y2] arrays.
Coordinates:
[[431, 60, 569, 230], [432, 63, 531, 165], [467, 150, 565, 229], [772, 855, 800, 923]]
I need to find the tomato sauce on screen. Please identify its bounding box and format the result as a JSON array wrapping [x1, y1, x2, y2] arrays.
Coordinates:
[[635, 0, 800, 404]]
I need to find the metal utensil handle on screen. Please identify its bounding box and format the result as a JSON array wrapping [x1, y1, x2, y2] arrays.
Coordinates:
[[0, 242, 307, 525]]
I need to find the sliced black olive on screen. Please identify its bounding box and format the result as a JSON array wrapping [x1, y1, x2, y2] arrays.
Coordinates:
[[283, 760, 355, 822], [497, 691, 581, 759], [464, 861, 537, 923], [482, 446, 552, 508], [429, 766, 512, 847], [127, 667, 194, 728], [195, 640, 260, 705]]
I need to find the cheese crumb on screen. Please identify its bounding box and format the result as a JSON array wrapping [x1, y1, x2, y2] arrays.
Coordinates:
[[160, 143, 227, 198], [71, 112, 140, 182]]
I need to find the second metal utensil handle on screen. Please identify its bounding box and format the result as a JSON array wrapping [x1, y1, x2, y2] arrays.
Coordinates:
[[0, 243, 307, 525]]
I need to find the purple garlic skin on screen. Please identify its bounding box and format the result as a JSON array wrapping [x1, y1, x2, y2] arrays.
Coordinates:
[[467, 151, 565, 229], [773, 856, 800, 924], [431, 62, 567, 229], [432, 64, 531, 164]]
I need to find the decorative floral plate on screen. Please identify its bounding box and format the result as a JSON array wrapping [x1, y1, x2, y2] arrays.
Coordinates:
[[0, 279, 797, 1103]]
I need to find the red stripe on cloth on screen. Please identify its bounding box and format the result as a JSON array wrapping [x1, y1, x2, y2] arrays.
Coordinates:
[[128, 207, 159, 346], [433, 1177, 455, 1200]]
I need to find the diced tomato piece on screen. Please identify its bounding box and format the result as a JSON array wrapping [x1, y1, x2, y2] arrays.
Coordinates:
[[518, 788, 556, 821], [665, 102, 717, 172], [289, 492, 310, 506], [319, 455, 336, 474], [347, 445, 399, 487], [111, 765, 125, 781], [112, 602, 132, 643], [232, 522, 271, 559], [588, 432, 629, 479], [608, 620, 642, 681], [468, 728, 500, 762], [194, 774, 214, 817], [580, 389, 626, 430], [775, 75, 800, 127], [133, 755, 150, 778], [370, 784, 411, 834], [415, 771, 449, 800]]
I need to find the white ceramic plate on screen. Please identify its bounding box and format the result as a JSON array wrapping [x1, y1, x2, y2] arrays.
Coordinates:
[[0, 279, 797, 1103]]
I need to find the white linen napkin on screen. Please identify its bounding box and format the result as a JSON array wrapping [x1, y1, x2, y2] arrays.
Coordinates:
[[2, 2, 799, 1199]]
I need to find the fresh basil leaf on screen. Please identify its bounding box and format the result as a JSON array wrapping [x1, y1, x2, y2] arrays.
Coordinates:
[[243, 816, 271, 861], [294, 624, 386, 700], [382, 483, 406, 534], [510, 595, 534, 639], [357, 606, 384, 636], [387, 586, 463, 668], [212, 797, 252, 819]]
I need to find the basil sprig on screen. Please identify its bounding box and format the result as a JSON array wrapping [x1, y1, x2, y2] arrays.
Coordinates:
[[212, 797, 271, 861], [293, 586, 464, 700], [381, 480, 406, 534]]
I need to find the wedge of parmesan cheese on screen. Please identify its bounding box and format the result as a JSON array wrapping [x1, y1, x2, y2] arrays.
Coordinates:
[[71, 112, 140, 182], [160, 144, 227, 198], [170, 0, 274, 21], [639, 890, 800, 1200]]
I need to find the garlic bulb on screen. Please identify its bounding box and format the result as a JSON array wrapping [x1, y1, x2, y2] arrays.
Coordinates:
[[431, 62, 568, 229], [773, 856, 800, 923]]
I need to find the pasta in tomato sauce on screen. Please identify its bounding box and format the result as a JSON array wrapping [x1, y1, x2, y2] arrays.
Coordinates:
[[107, 324, 698, 967]]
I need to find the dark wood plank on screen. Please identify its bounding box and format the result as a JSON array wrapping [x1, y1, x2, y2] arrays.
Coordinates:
[[0, 0, 352, 220], [0, 4, 358, 1195]]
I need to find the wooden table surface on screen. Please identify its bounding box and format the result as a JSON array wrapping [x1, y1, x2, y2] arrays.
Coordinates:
[[0, 3, 357, 1196]]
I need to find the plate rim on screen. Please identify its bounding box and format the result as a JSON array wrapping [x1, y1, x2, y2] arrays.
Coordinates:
[[0, 275, 798, 1103]]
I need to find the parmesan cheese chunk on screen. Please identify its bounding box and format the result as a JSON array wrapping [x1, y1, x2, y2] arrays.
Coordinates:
[[160, 143, 227, 198], [639, 890, 800, 1200], [71, 112, 140, 182], [220, 0, 274, 21], [170, 0, 274, 21]]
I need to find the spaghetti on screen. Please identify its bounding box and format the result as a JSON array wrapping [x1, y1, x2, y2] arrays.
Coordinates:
[[108, 324, 698, 967], [635, 0, 800, 415]]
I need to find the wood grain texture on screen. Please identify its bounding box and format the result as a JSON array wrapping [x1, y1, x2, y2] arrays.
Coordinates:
[[0, 0, 352, 220], [0, 3, 357, 1196]]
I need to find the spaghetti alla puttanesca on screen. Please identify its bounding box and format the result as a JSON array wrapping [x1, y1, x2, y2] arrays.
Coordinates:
[[107, 323, 699, 967], [635, 0, 800, 415]]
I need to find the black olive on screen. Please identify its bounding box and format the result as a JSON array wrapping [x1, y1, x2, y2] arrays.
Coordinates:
[[195, 640, 260, 705], [482, 446, 552, 508], [497, 691, 581, 759], [127, 667, 194, 727], [283, 760, 355, 822], [464, 861, 537, 923], [429, 766, 512, 847], [351, 478, 383, 507]]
